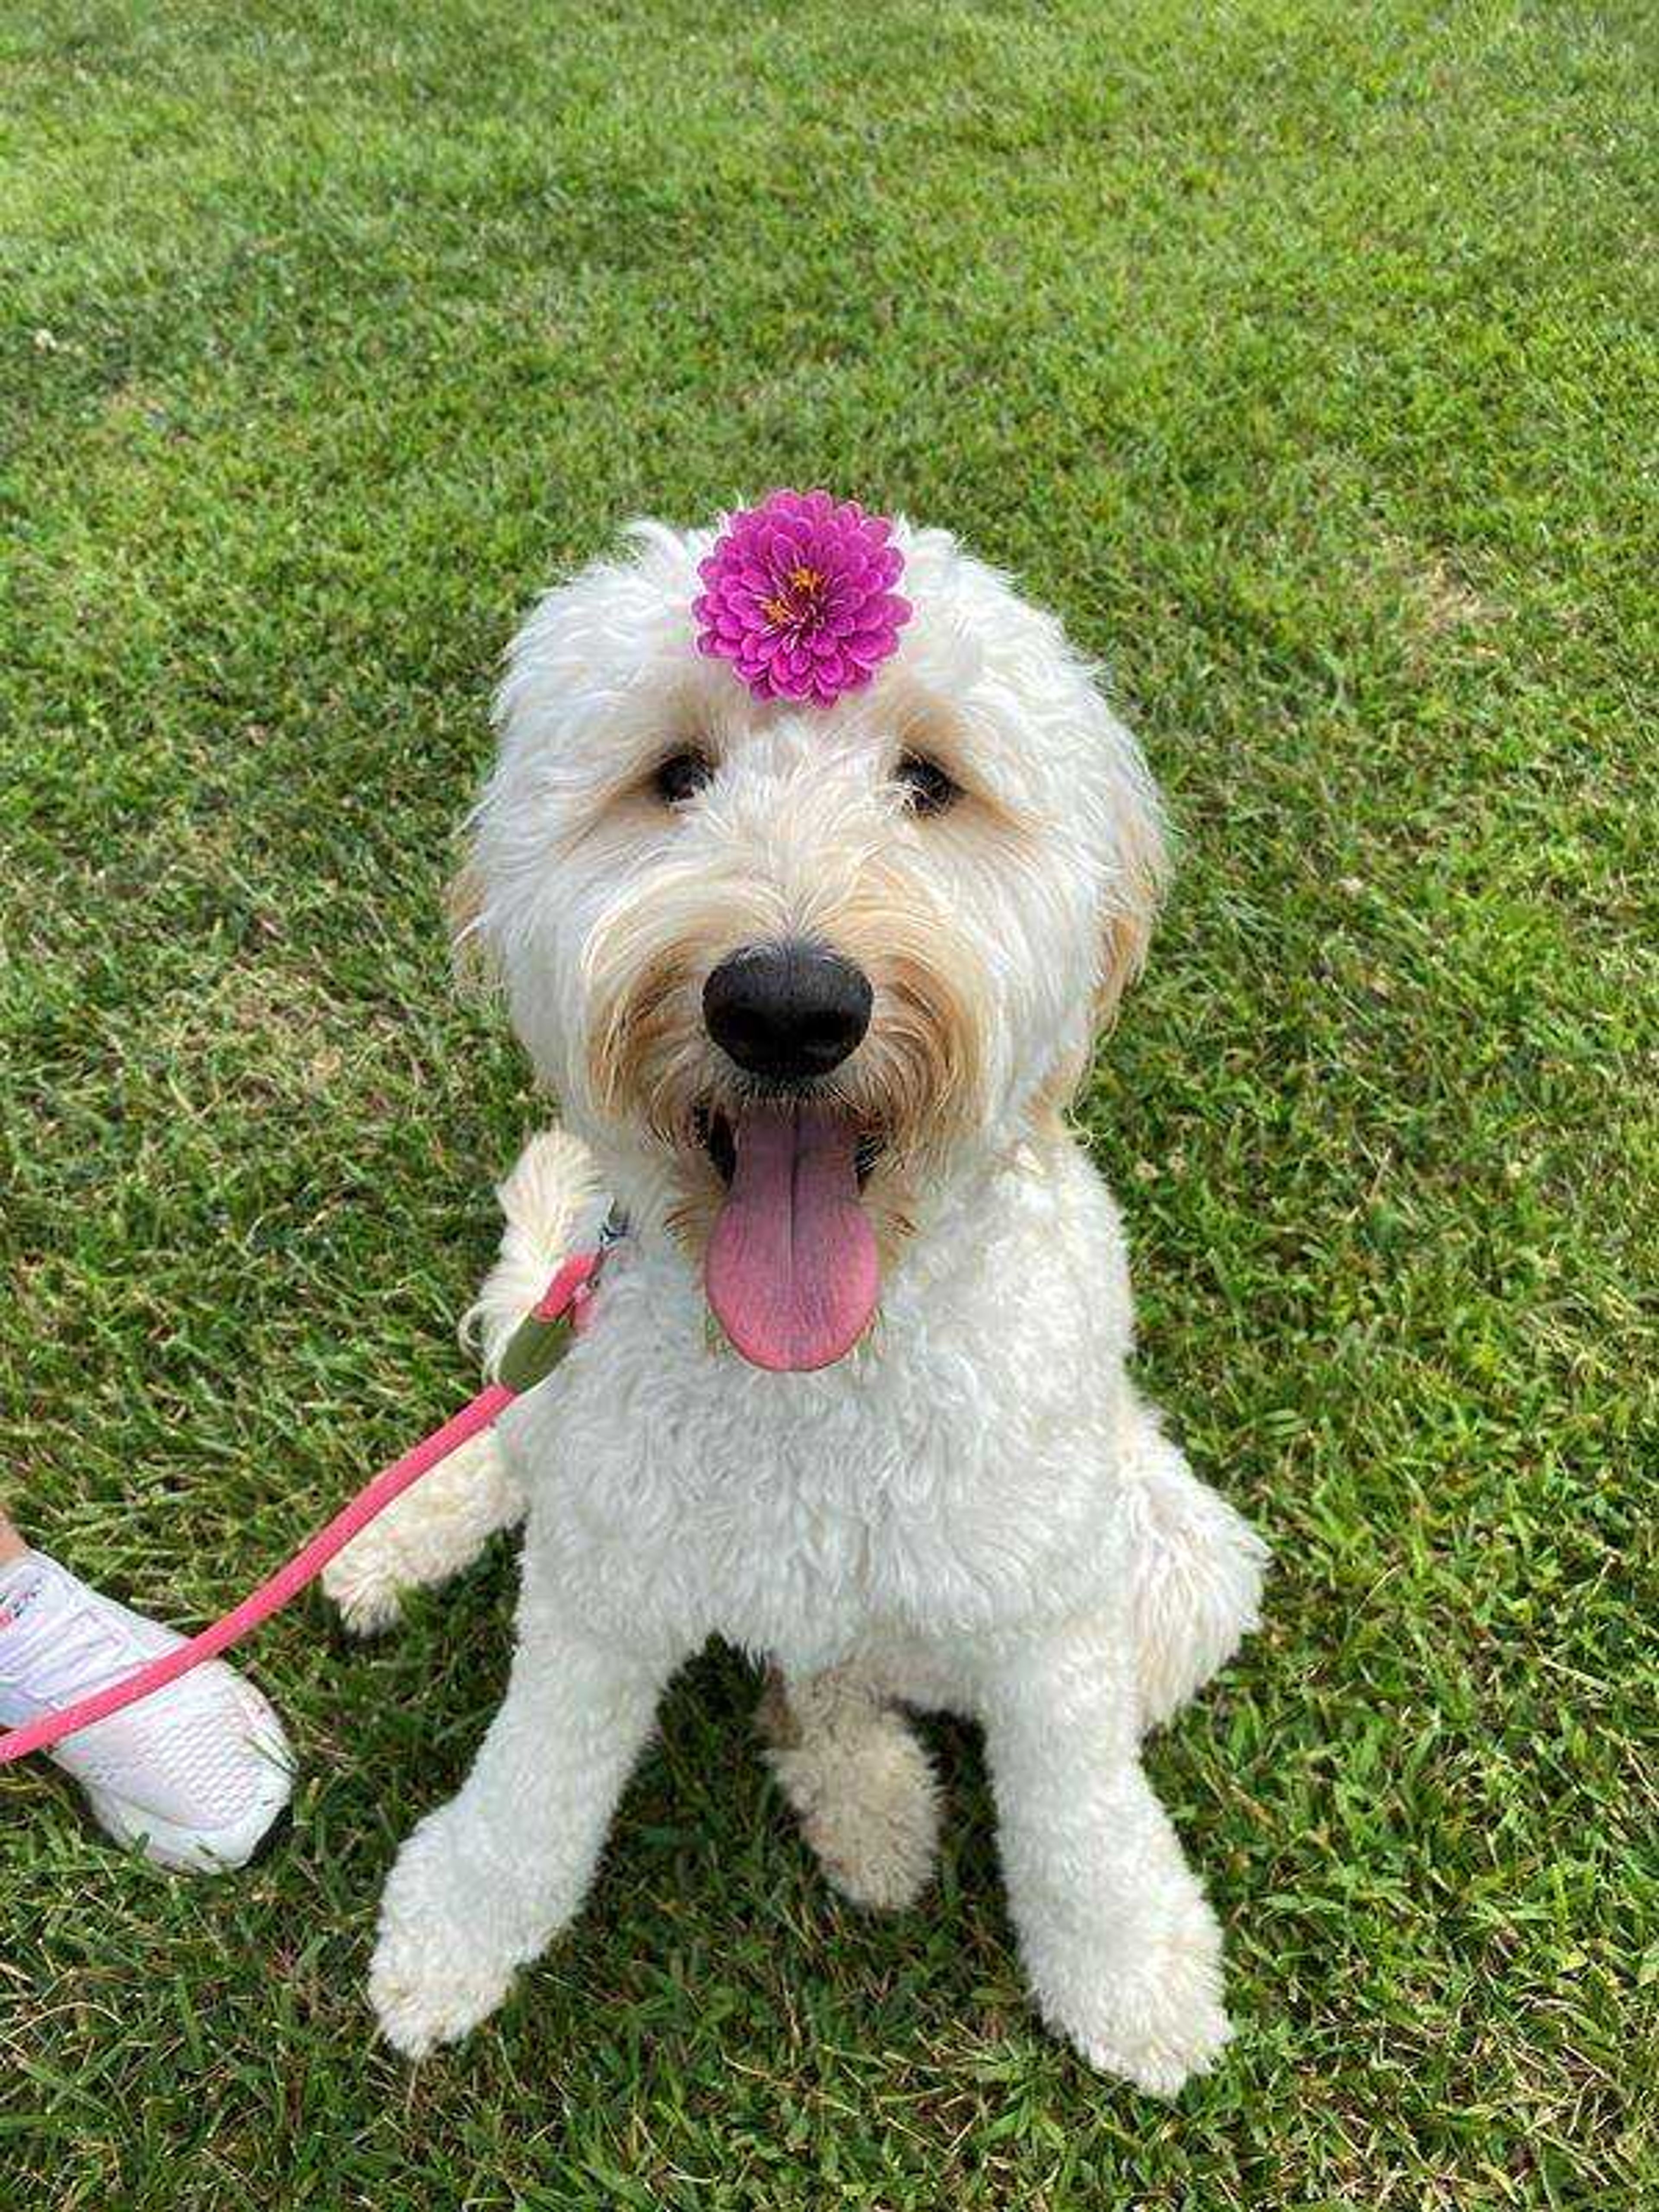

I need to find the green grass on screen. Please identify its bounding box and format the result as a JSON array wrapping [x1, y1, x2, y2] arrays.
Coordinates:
[[1, 1, 1654, 2202]]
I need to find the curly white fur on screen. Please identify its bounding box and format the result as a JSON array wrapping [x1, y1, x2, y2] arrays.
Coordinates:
[[363, 512, 1268, 2095]]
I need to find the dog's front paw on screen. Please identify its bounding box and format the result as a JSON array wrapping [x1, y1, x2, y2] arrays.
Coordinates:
[[1057, 1954, 1231, 2098], [371, 1916, 515, 2060], [1030, 1890, 1232, 2098], [369, 1826, 516, 2059]]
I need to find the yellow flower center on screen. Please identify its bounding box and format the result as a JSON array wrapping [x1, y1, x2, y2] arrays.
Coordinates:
[[763, 565, 827, 630]]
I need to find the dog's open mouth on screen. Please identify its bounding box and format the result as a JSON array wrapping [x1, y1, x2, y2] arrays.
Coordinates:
[[696, 1106, 882, 1192], [695, 1102, 882, 1373]]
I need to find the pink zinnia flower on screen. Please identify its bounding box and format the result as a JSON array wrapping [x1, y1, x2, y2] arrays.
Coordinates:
[[693, 489, 912, 706]]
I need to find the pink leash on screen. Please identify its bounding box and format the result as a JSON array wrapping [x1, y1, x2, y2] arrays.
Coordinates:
[[0, 1251, 600, 1768]]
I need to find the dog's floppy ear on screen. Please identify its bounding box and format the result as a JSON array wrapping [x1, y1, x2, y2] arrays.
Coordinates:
[[1092, 786, 1170, 1035], [445, 849, 500, 1000], [1088, 694, 1171, 1038]]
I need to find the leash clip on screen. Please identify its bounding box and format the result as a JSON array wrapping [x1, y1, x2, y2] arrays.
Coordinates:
[[496, 1234, 615, 1395]]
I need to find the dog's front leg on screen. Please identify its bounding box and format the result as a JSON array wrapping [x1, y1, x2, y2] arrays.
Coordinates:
[[978, 1615, 1232, 2096], [369, 1618, 676, 2058]]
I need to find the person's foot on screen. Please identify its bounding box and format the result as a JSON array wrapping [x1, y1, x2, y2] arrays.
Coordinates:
[[0, 1551, 292, 1872]]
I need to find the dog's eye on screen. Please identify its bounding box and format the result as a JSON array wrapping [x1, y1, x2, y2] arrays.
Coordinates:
[[653, 749, 714, 805], [896, 753, 960, 817]]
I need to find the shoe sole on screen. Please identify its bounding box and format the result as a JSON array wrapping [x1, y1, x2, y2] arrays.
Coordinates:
[[83, 1760, 293, 1873]]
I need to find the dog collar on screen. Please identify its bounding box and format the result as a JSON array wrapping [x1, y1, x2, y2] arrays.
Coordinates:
[[496, 1206, 628, 1392]]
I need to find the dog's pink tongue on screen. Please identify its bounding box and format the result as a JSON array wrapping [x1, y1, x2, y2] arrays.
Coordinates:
[[706, 1103, 878, 1372]]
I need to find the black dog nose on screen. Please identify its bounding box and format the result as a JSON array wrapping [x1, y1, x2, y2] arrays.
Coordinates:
[[703, 940, 873, 1081]]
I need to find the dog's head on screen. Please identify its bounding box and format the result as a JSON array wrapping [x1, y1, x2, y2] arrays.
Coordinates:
[[461, 510, 1166, 1371]]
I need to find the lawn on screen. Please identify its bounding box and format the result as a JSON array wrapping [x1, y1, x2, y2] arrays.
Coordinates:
[[1, 1, 1654, 2204]]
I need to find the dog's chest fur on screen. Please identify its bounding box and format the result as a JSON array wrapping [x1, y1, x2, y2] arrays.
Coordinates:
[[500, 1135, 1144, 1671]]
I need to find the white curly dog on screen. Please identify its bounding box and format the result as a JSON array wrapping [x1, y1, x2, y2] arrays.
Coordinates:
[[334, 509, 1267, 2096]]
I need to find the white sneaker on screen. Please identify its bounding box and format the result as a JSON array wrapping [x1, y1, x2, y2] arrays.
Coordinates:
[[0, 1551, 293, 1873]]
